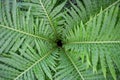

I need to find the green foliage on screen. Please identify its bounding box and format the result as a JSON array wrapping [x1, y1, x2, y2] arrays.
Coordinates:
[[0, 0, 120, 80]]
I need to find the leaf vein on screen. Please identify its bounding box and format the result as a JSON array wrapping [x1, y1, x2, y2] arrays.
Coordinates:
[[0, 25, 51, 42], [65, 51, 85, 80]]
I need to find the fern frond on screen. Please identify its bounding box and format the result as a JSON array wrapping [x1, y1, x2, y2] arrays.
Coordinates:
[[64, 5, 120, 43], [0, 0, 58, 54], [55, 51, 113, 80], [63, 0, 120, 35], [0, 39, 58, 80], [18, 0, 66, 37], [64, 4, 120, 79]]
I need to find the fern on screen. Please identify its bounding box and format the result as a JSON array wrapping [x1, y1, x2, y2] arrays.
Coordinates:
[[0, 0, 120, 80]]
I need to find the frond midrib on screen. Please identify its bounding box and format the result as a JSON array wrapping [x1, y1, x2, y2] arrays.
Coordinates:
[[85, 0, 120, 25], [39, 0, 57, 35], [64, 50, 85, 80], [66, 41, 120, 45], [14, 48, 55, 80], [0, 25, 52, 42]]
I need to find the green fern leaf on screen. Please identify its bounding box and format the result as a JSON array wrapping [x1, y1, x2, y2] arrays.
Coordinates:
[[0, 0, 120, 80]]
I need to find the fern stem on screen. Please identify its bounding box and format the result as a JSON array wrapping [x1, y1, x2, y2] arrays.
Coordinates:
[[14, 48, 55, 80], [64, 51, 85, 80], [85, 0, 120, 25], [66, 41, 120, 44], [39, 0, 57, 36], [0, 25, 52, 42]]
